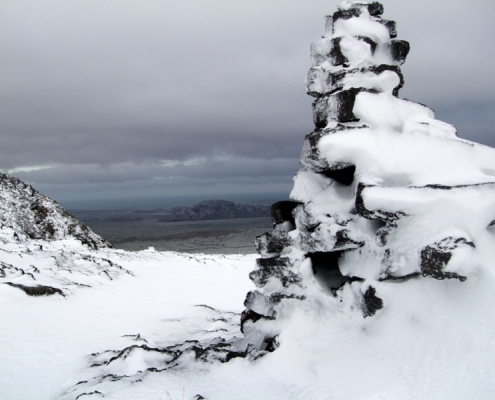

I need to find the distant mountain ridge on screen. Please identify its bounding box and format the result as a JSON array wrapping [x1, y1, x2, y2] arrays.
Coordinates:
[[159, 199, 271, 222], [0, 173, 111, 249]]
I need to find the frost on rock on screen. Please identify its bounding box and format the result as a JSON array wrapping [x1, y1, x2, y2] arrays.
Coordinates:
[[242, 1, 495, 350], [0, 173, 111, 249], [61, 303, 266, 400], [0, 173, 131, 296]]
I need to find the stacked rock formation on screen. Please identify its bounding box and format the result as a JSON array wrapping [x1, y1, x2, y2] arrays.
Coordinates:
[[241, 1, 495, 351]]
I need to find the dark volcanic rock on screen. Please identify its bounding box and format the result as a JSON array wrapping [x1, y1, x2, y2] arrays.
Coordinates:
[[270, 201, 300, 226], [313, 89, 380, 129], [243, 290, 305, 318], [301, 125, 370, 173], [307, 64, 404, 99], [5, 282, 65, 297], [376, 18, 397, 38], [362, 286, 383, 317], [321, 164, 356, 185], [367, 1, 384, 16], [329, 37, 348, 66], [333, 7, 361, 21], [420, 237, 472, 282], [313, 90, 359, 128], [240, 309, 268, 334], [308, 251, 352, 291], [355, 183, 407, 225], [255, 231, 291, 255], [250, 257, 301, 288], [391, 40, 410, 65]]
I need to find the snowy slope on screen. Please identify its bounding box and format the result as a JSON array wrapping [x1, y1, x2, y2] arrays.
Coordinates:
[[0, 245, 257, 399], [0, 172, 110, 249], [1, 242, 494, 399]]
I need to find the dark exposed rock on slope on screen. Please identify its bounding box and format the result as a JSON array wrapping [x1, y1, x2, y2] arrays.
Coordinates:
[[0, 173, 111, 249], [159, 200, 270, 222], [0, 173, 130, 298]]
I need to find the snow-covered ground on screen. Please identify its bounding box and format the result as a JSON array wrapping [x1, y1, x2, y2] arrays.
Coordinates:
[[1, 235, 494, 399], [0, 237, 256, 399]]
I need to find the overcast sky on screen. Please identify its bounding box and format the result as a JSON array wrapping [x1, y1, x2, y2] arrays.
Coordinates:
[[2, 0, 495, 208]]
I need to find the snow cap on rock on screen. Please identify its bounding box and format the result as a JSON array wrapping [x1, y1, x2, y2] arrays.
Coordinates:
[[241, 0, 495, 355], [0, 172, 111, 249]]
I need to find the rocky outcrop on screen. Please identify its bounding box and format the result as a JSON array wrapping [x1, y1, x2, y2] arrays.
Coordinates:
[[4, 282, 65, 296], [241, 1, 495, 352], [159, 200, 270, 222], [0, 173, 111, 249], [0, 173, 134, 298]]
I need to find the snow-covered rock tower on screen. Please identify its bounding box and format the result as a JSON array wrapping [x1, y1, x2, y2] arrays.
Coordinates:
[[241, 1, 495, 352]]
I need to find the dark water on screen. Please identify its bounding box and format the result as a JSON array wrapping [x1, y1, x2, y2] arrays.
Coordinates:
[[71, 209, 272, 254]]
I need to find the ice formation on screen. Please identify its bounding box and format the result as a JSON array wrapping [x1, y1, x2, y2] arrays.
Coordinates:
[[241, 1, 495, 351]]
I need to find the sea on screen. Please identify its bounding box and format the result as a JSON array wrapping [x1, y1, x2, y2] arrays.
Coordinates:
[[70, 208, 273, 254]]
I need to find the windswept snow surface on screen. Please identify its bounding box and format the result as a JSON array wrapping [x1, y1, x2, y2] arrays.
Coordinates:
[[1, 235, 495, 399], [0, 238, 256, 399]]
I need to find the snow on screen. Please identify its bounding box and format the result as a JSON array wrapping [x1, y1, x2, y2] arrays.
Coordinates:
[[3, 1, 495, 398], [0, 238, 257, 399], [342, 68, 401, 94], [1, 235, 494, 399], [302, 128, 495, 187], [352, 92, 434, 131], [333, 11, 390, 44]]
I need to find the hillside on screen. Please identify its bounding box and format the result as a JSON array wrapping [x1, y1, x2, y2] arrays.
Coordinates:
[[159, 199, 271, 222], [0, 172, 111, 249]]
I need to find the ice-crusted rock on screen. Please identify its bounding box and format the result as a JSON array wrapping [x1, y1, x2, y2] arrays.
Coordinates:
[[0, 172, 111, 249], [241, 1, 495, 351], [0, 173, 132, 297]]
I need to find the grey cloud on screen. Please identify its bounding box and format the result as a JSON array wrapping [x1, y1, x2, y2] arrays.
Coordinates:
[[2, 0, 495, 204], [14, 157, 299, 184], [31, 174, 295, 209], [435, 101, 495, 147]]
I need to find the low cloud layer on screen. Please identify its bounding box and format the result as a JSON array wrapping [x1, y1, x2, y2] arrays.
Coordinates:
[[2, 0, 495, 207]]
